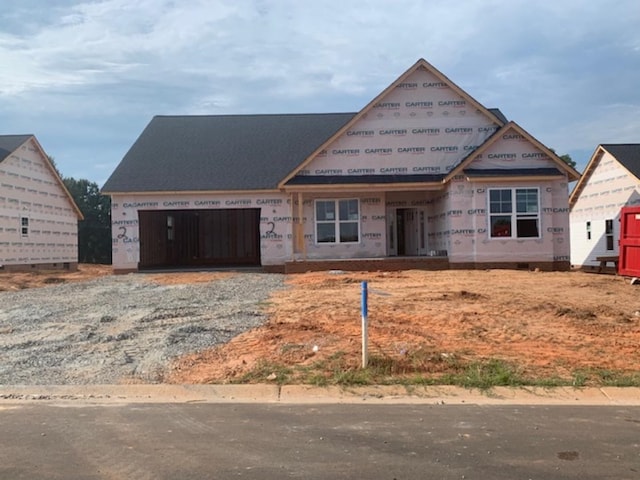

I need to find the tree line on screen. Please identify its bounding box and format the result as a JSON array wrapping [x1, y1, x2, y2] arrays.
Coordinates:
[[49, 157, 111, 264], [63, 178, 112, 264]]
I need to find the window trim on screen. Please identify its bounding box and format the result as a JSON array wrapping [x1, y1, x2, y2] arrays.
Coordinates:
[[314, 198, 360, 245], [488, 187, 541, 239], [20, 216, 29, 237], [605, 218, 614, 251]]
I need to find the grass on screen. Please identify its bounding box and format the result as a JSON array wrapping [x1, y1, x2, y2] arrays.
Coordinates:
[[232, 352, 640, 389], [570, 368, 640, 387]]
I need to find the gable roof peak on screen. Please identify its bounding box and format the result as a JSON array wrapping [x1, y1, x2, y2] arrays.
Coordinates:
[[599, 143, 640, 180], [0, 134, 34, 162], [446, 121, 580, 183], [0, 134, 83, 219], [279, 57, 507, 186]]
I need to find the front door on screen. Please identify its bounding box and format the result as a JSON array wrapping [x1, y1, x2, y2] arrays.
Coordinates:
[[387, 207, 427, 256]]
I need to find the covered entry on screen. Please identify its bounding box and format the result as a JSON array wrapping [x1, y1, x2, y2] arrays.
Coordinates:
[[387, 207, 428, 256], [138, 209, 260, 269]]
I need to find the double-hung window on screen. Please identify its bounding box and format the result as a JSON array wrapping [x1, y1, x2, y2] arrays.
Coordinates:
[[315, 199, 359, 243], [605, 219, 614, 250], [489, 188, 539, 238], [20, 217, 29, 237]]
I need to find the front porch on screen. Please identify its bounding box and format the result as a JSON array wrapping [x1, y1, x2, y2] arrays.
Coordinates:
[[282, 255, 450, 273], [263, 256, 570, 274]]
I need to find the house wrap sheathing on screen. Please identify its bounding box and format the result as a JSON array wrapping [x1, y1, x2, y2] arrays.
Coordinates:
[[569, 144, 640, 269], [103, 59, 579, 273], [0, 135, 83, 270]]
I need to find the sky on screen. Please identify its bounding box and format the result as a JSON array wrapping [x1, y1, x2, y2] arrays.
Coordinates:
[[1, 0, 639, 186]]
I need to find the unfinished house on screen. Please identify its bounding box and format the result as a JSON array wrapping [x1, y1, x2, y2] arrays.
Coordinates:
[[569, 144, 640, 271], [102, 58, 579, 273], [0, 135, 83, 271]]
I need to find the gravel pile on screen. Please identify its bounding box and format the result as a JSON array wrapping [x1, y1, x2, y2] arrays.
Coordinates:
[[0, 273, 284, 384]]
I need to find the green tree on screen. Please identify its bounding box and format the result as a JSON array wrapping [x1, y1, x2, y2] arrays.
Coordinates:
[[550, 149, 577, 169], [63, 178, 112, 264], [47, 155, 63, 178], [559, 153, 576, 169]]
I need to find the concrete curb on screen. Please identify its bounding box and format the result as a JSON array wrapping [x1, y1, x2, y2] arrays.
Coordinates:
[[279, 385, 640, 405], [0, 385, 639, 405], [0, 385, 280, 404]]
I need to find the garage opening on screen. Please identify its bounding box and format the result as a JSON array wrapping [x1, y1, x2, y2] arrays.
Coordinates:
[[138, 209, 261, 269]]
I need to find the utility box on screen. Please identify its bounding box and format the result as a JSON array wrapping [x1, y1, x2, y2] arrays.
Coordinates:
[[619, 206, 640, 277]]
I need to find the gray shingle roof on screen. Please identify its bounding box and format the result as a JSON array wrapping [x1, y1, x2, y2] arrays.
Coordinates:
[[463, 168, 563, 177], [601, 144, 640, 180], [102, 113, 356, 193], [0, 134, 32, 162], [286, 174, 446, 185], [488, 108, 508, 124]]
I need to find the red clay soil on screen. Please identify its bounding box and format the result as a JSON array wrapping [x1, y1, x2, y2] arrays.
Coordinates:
[[0, 264, 112, 291], [3, 265, 638, 385], [169, 269, 640, 384]]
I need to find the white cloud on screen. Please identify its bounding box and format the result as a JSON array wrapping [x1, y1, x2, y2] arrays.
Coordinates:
[[0, 0, 639, 182]]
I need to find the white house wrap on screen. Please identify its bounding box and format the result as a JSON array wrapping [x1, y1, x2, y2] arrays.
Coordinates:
[[103, 59, 579, 273], [569, 144, 640, 269], [0, 135, 83, 270]]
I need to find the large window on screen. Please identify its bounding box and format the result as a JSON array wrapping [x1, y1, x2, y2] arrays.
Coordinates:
[[489, 188, 539, 239], [315, 199, 360, 243]]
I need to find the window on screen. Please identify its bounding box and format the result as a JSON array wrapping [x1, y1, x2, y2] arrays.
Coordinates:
[[605, 219, 614, 251], [489, 188, 539, 239], [586, 221, 591, 240], [315, 199, 359, 243], [20, 217, 29, 237], [167, 215, 174, 241]]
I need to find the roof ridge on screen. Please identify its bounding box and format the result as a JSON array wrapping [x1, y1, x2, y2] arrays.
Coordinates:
[[601, 143, 640, 146], [153, 112, 357, 119]]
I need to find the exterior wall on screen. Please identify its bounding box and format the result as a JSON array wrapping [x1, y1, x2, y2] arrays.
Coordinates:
[[111, 180, 572, 271], [385, 190, 449, 255], [111, 192, 295, 271], [0, 139, 79, 268], [111, 192, 389, 271], [292, 193, 387, 261], [446, 175, 571, 267], [426, 190, 450, 253], [444, 132, 571, 267], [296, 68, 501, 179], [466, 131, 559, 170], [284, 257, 449, 273], [570, 152, 640, 267]]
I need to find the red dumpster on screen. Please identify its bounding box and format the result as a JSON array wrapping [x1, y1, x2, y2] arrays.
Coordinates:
[[619, 206, 640, 277]]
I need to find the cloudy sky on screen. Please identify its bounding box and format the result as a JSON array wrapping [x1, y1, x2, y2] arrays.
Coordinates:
[[1, 0, 639, 185]]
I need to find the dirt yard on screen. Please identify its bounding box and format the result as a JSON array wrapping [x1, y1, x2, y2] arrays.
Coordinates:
[[0, 264, 113, 291], [2, 266, 639, 386], [0, 265, 230, 291], [169, 269, 640, 385]]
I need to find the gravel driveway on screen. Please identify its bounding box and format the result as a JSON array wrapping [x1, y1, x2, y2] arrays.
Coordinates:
[[0, 273, 284, 385]]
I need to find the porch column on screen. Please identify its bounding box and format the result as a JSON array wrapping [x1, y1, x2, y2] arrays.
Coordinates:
[[290, 192, 305, 259], [297, 192, 306, 260], [290, 192, 296, 260]]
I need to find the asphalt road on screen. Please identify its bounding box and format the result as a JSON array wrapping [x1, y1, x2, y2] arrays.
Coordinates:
[[0, 403, 638, 479]]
